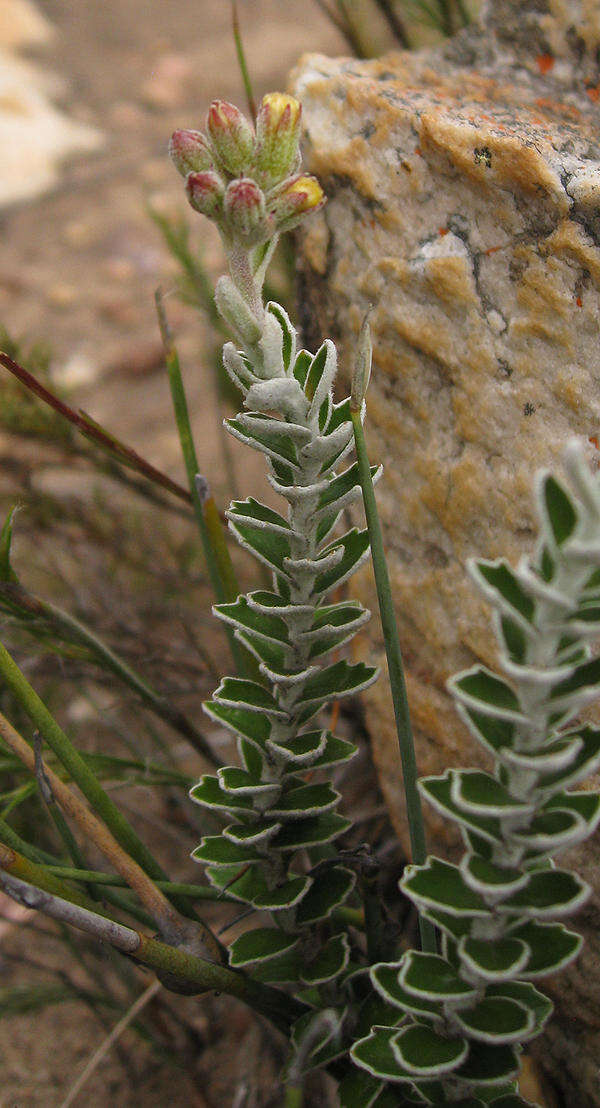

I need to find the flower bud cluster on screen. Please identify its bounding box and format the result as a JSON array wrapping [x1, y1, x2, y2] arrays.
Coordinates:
[[169, 94, 324, 247]]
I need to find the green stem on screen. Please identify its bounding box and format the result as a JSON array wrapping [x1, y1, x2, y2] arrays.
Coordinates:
[[0, 641, 168, 886], [231, 0, 256, 120], [0, 580, 217, 764], [0, 845, 306, 1035], [284, 1085, 304, 1108], [351, 410, 436, 955]]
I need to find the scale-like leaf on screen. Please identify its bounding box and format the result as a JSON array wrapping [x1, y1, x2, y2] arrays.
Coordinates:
[[301, 933, 350, 985], [339, 1070, 383, 1108], [498, 868, 589, 917], [459, 937, 529, 982], [372, 964, 439, 1018], [270, 812, 351, 851], [351, 1028, 415, 1082], [508, 920, 581, 976], [540, 473, 578, 548], [400, 952, 477, 1002], [192, 836, 260, 867], [295, 660, 378, 709], [454, 1042, 520, 1087], [450, 667, 524, 722], [392, 1024, 468, 1076], [212, 677, 285, 716], [190, 776, 254, 815], [402, 858, 489, 918], [314, 528, 371, 595], [269, 782, 339, 818], [229, 928, 299, 967], [296, 866, 356, 925], [420, 774, 504, 845], [454, 996, 534, 1045]]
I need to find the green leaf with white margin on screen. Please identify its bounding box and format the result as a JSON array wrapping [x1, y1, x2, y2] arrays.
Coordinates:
[[191, 836, 260, 867], [401, 858, 489, 918], [213, 595, 290, 645], [270, 812, 351, 851], [539, 473, 578, 548], [225, 418, 301, 469], [486, 981, 552, 1035], [488, 1095, 537, 1107], [419, 774, 505, 845], [339, 1069, 384, 1108], [227, 496, 291, 534], [453, 996, 535, 1045], [450, 667, 525, 723], [453, 1043, 520, 1087], [314, 528, 372, 596], [189, 775, 254, 815], [295, 660, 378, 709], [212, 677, 285, 716], [460, 856, 529, 899], [399, 951, 477, 1003], [351, 1027, 417, 1083], [470, 559, 536, 628], [265, 301, 295, 371], [251, 949, 303, 983], [458, 936, 530, 982], [206, 863, 310, 910], [227, 517, 292, 576], [453, 705, 516, 758], [228, 928, 299, 967], [217, 766, 279, 801], [536, 726, 600, 792], [392, 1023, 468, 1077], [451, 771, 533, 818], [371, 963, 441, 1019], [296, 865, 356, 925], [496, 868, 589, 918], [301, 932, 350, 985], [203, 699, 270, 750], [223, 821, 281, 847], [508, 920, 581, 977], [305, 340, 337, 418], [269, 782, 340, 818], [316, 461, 382, 517]]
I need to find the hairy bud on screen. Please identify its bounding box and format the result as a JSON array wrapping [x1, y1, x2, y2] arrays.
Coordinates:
[[255, 93, 302, 187], [270, 174, 325, 231], [206, 100, 255, 177], [169, 129, 214, 177], [185, 170, 224, 218], [223, 179, 267, 244]]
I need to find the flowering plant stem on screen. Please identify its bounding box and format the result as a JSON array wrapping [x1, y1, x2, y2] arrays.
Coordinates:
[[351, 407, 436, 955]]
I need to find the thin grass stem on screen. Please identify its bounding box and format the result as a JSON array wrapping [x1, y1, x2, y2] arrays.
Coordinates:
[[350, 411, 436, 954]]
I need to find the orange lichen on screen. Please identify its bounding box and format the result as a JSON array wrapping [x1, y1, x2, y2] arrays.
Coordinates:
[[536, 54, 555, 75]]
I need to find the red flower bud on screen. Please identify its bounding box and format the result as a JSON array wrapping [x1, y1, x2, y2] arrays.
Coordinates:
[[206, 100, 255, 177], [169, 129, 214, 177], [255, 93, 302, 187], [223, 178, 267, 244], [185, 170, 224, 219]]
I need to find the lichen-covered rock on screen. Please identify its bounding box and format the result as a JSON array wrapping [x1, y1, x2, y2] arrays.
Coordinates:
[[291, 3, 600, 1102]]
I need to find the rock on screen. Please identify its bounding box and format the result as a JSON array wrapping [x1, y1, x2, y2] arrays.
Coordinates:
[[0, 3, 102, 209], [291, 3, 600, 1102]]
